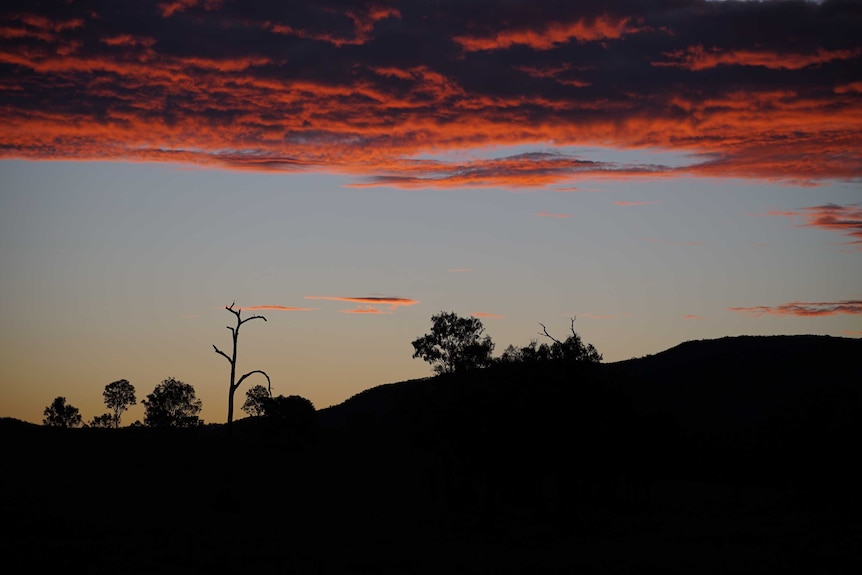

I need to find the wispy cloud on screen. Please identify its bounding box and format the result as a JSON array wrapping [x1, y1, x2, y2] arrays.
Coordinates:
[[340, 306, 387, 315], [471, 312, 504, 319], [305, 296, 419, 313], [653, 45, 861, 71], [729, 299, 862, 318], [240, 305, 317, 311], [1, 1, 858, 185], [758, 203, 862, 249], [453, 15, 638, 52], [683, 314, 704, 320], [843, 330, 862, 336], [536, 212, 572, 219]]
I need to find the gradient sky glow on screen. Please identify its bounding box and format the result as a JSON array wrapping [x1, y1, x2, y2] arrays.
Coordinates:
[[1, 0, 860, 425]]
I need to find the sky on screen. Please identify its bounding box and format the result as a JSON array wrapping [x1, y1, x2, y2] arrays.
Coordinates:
[[1, 0, 860, 426]]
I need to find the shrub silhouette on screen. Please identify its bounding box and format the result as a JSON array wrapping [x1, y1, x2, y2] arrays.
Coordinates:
[[88, 413, 114, 428]]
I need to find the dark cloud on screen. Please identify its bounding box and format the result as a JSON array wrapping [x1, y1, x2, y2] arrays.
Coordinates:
[[1, 0, 860, 185], [730, 299, 862, 318]]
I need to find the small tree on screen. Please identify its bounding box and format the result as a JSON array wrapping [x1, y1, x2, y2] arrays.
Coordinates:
[[43, 396, 82, 428], [142, 377, 202, 428], [412, 311, 495, 375], [213, 302, 270, 431], [103, 379, 136, 428], [242, 384, 271, 417]]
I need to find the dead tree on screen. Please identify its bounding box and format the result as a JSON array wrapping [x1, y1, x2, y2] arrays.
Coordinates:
[[213, 302, 271, 431], [538, 317, 579, 345]]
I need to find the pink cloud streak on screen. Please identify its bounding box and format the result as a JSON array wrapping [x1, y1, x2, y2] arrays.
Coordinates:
[[759, 203, 862, 249]]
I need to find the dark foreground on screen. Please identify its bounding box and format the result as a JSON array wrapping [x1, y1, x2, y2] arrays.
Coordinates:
[[2, 335, 861, 573]]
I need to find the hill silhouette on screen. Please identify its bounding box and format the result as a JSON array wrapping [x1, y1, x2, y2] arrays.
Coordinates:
[[2, 334, 860, 573]]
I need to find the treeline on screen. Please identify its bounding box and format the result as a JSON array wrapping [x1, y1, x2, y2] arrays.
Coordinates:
[[411, 311, 602, 374], [42, 377, 202, 429], [41, 310, 600, 428]]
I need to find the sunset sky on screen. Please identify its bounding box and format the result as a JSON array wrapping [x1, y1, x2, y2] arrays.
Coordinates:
[[1, 0, 860, 425]]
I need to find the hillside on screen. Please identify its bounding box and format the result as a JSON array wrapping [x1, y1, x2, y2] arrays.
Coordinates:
[[320, 334, 861, 447], [2, 334, 860, 573]]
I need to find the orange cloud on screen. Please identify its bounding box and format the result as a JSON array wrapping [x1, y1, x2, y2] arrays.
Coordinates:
[[536, 212, 571, 218], [239, 305, 317, 312], [101, 34, 157, 48], [759, 203, 862, 249], [683, 314, 704, 320], [265, 5, 399, 47], [158, 1, 222, 18], [471, 312, 504, 319], [843, 330, 862, 336], [304, 296, 419, 312], [454, 15, 637, 51], [340, 306, 388, 314], [1, 2, 860, 186], [729, 300, 862, 318]]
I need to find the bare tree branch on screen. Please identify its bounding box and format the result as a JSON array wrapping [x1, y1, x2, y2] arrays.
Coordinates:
[[570, 316, 577, 337], [225, 302, 241, 320], [239, 314, 267, 326], [213, 345, 232, 363], [538, 323, 563, 345], [235, 370, 271, 394]]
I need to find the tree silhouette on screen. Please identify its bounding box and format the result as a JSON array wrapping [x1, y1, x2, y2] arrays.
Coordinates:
[[213, 302, 270, 431], [43, 396, 82, 428], [103, 379, 136, 428], [412, 311, 495, 375], [142, 377, 202, 428], [242, 384, 271, 417], [537, 317, 602, 363]]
